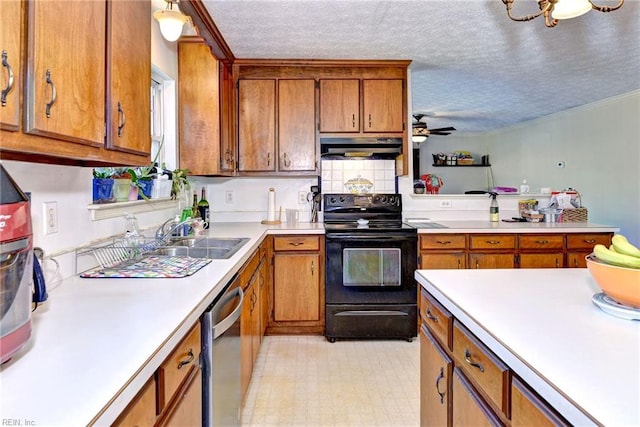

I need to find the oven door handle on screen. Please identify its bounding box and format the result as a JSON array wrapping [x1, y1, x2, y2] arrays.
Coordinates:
[[326, 234, 416, 241]]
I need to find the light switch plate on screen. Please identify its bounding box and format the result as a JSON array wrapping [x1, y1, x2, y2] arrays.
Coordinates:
[[43, 201, 58, 234]]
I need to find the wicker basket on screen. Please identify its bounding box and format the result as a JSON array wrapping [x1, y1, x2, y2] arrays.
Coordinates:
[[561, 207, 588, 222]]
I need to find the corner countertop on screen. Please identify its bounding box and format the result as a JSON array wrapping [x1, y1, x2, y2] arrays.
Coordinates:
[[407, 220, 618, 234], [0, 222, 323, 426], [415, 268, 640, 426]]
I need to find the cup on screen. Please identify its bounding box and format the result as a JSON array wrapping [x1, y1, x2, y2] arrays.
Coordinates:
[[286, 209, 299, 224], [192, 219, 209, 235]]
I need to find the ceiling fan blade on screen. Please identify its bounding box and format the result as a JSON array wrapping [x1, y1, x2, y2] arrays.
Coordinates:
[[429, 126, 456, 132], [430, 131, 452, 136]]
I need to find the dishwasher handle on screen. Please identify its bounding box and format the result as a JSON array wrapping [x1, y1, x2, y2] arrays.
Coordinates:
[[212, 287, 244, 339]]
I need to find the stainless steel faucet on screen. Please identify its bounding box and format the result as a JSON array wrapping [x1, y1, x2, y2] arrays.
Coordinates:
[[155, 217, 193, 240]]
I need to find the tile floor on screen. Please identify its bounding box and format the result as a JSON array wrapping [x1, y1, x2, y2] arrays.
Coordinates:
[[241, 335, 420, 426]]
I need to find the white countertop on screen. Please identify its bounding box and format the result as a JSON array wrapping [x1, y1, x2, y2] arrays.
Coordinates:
[[0, 222, 323, 426], [415, 268, 640, 426], [408, 220, 618, 233]]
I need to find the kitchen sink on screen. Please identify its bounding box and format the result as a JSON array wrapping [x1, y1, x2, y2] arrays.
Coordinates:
[[152, 237, 250, 259]]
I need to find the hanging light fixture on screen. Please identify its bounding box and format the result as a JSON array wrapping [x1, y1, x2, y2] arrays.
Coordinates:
[[412, 127, 428, 144], [501, 0, 624, 27], [153, 0, 188, 42]]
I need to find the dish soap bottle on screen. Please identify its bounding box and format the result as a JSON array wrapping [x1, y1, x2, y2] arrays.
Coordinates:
[[520, 179, 530, 194], [489, 192, 499, 222]]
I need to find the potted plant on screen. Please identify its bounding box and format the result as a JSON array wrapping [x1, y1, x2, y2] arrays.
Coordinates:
[[167, 165, 191, 201], [112, 168, 136, 202], [92, 168, 115, 204], [131, 165, 157, 200]]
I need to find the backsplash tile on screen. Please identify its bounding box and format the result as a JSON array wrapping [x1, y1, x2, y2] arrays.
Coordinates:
[[321, 160, 396, 193]]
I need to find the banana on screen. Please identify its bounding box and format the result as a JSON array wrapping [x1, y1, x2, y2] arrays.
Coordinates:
[[593, 244, 640, 269], [611, 234, 640, 258], [609, 245, 618, 253]]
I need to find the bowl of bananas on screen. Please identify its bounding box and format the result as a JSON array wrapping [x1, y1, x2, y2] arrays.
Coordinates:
[[587, 234, 640, 308]]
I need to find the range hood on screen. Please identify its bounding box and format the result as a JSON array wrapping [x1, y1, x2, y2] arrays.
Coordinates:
[[320, 137, 402, 159]]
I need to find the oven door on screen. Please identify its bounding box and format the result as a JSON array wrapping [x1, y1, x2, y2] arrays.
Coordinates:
[[325, 233, 417, 305]]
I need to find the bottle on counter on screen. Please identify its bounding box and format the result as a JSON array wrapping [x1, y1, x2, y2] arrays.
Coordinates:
[[191, 191, 201, 219], [489, 192, 499, 222], [520, 179, 530, 194], [198, 187, 210, 229]]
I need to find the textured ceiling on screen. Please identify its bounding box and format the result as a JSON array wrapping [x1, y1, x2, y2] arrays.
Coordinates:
[[201, 0, 640, 134]]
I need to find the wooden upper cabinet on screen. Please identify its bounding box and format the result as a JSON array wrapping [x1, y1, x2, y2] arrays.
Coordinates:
[[106, 0, 151, 156], [238, 79, 276, 172], [319, 79, 360, 132], [178, 38, 227, 175], [25, 0, 106, 146], [363, 79, 404, 132], [0, 0, 22, 131], [278, 79, 316, 172]]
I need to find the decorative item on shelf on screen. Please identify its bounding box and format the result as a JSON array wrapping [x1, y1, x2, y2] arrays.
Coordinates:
[[455, 151, 474, 165], [167, 166, 191, 201], [413, 180, 426, 194], [92, 168, 114, 204], [421, 174, 444, 194], [432, 153, 446, 165], [501, 0, 623, 28]]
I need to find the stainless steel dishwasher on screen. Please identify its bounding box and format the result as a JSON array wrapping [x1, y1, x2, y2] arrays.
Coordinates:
[[202, 277, 244, 427]]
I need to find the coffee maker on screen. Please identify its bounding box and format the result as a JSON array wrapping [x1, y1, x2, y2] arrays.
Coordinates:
[[0, 164, 39, 363]]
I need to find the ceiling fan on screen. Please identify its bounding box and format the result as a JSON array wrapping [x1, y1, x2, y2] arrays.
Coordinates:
[[412, 114, 456, 139]]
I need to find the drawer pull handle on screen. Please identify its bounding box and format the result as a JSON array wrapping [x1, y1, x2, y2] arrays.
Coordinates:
[[535, 239, 549, 244], [584, 239, 596, 244], [289, 241, 304, 246], [117, 101, 126, 137], [425, 308, 438, 323], [486, 240, 500, 245], [435, 367, 445, 404], [177, 349, 194, 369], [436, 240, 452, 245], [464, 349, 484, 372], [45, 69, 57, 118], [1, 50, 15, 107], [352, 113, 355, 128]]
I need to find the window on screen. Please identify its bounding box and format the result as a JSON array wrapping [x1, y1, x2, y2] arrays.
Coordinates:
[[151, 76, 164, 166], [150, 65, 177, 171]]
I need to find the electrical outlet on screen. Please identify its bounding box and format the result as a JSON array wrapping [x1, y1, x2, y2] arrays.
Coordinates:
[[225, 190, 234, 204], [439, 200, 452, 208], [298, 191, 307, 204], [43, 201, 58, 234]]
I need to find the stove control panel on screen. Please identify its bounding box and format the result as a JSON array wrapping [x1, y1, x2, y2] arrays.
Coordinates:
[[324, 193, 401, 209]]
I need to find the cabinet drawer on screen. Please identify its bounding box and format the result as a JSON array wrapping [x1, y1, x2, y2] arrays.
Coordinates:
[[566, 233, 612, 249], [274, 235, 320, 251], [420, 289, 453, 350], [469, 235, 516, 250], [519, 234, 564, 250], [420, 234, 466, 250], [158, 322, 201, 409], [452, 321, 510, 417], [240, 249, 261, 286]]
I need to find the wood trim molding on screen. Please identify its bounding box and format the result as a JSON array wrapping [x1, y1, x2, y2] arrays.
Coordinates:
[[179, 0, 235, 64]]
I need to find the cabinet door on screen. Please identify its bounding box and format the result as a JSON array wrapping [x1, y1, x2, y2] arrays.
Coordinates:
[[240, 278, 255, 400], [278, 79, 316, 172], [113, 377, 157, 427], [421, 325, 452, 427], [25, 0, 105, 146], [452, 368, 504, 427], [362, 79, 404, 132], [511, 376, 569, 427], [219, 62, 235, 172], [238, 79, 276, 171], [178, 39, 224, 175], [273, 253, 320, 321], [158, 367, 202, 427], [0, 0, 21, 131], [567, 251, 590, 268], [421, 252, 467, 269], [319, 79, 360, 132], [469, 253, 515, 269], [519, 253, 564, 268], [106, 0, 150, 156]]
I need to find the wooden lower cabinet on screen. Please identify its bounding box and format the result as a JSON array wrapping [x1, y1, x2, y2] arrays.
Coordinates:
[[112, 377, 157, 427], [269, 235, 324, 334], [241, 272, 260, 400], [420, 288, 570, 427], [420, 325, 452, 426], [420, 232, 612, 270], [114, 321, 201, 427], [452, 368, 504, 427]]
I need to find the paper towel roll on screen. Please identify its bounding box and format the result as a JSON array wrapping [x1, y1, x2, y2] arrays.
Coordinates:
[[267, 187, 276, 221]]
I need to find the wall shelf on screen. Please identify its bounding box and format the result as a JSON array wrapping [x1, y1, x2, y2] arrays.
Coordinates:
[[87, 198, 178, 221]]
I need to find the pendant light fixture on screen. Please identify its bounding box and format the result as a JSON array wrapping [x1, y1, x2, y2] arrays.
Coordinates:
[[501, 0, 624, 27], [153, 0, 188, 42]]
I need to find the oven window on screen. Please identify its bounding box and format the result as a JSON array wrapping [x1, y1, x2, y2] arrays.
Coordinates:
[[342, 248, 401, 286]]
